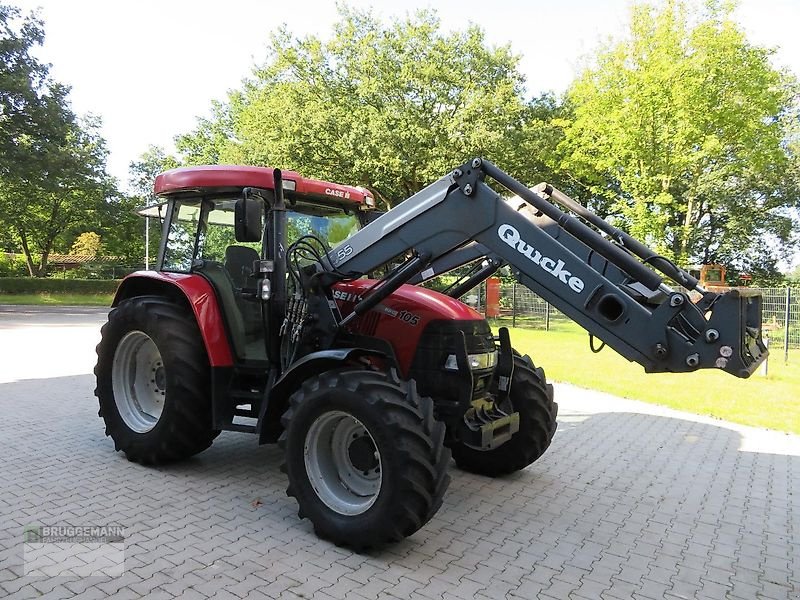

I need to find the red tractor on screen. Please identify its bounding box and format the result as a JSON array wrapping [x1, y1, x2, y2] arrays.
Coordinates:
[[95, 160, 766, 548]]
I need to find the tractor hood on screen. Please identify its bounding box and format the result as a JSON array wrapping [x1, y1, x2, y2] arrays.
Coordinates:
[[332, 280, 486, 373]]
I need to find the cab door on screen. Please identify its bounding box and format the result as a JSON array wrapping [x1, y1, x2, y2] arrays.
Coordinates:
[[160, 196, 269, 363]]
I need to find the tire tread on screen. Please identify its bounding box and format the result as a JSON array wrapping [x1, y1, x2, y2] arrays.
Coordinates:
[[280, 368, 450, 550], [94, 297, 219, 464]]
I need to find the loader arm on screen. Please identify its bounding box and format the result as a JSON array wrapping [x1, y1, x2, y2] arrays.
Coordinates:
[[322, 159, 766, 378], [407, 241, 505, 299]]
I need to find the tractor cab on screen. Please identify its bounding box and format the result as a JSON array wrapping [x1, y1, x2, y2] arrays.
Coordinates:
[[137, 166, 374, 365]]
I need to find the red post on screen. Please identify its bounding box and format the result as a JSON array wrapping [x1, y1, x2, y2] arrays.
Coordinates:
[[486, 277, 501, 318]]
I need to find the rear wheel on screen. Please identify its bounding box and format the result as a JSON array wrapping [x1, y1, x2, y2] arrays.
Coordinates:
[[94, 297, 219, 464], [279, 369, 450, 550], [452, 354, 557, 476]]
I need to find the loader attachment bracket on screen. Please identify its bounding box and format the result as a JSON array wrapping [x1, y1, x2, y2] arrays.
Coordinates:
[[700, 289, 767, 378]]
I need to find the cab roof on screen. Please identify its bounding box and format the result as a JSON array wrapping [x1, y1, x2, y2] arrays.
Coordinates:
[[153, 165, 375, 207]]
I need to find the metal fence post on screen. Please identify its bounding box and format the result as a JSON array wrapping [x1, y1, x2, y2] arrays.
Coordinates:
[[760, 334, 769, 377], [785, 287, 791, 364], [545, 301, 551, 331], [512, 282, 517, 328], [145, 216, 150, 270]]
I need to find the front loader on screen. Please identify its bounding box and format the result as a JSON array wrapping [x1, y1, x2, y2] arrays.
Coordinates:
[[95, 159, 766, 549]]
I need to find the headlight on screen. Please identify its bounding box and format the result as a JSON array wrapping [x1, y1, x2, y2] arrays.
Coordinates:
[[443, 351, 498, 371]]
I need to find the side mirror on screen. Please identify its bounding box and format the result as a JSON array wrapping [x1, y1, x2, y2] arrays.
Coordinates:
[[234, 190, 263, 242]]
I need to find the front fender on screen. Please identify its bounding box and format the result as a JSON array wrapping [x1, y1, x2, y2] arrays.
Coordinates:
[[113, 271, 234, 367], [259, 348, 387, 444]]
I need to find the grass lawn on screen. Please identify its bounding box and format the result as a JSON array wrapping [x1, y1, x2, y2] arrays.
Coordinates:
[[498, 321, 800, 435], [0, 293, 113, 306]]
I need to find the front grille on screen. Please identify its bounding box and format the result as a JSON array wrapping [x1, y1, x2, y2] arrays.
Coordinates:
[[409, 319, 495, 409]]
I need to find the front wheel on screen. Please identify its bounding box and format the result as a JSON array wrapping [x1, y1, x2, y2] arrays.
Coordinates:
[[451, 354, 558, 476], [94, 297, 219, 464], [279, 369, 450, 550]]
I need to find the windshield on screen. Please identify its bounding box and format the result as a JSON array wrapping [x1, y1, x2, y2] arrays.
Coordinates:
[[287, 202, 360, 248]]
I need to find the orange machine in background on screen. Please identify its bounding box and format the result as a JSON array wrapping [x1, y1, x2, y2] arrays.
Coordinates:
[[699, 264, 727, 288]]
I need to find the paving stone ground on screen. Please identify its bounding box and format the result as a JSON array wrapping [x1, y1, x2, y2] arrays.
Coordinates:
[[0, 306, 798, 599]]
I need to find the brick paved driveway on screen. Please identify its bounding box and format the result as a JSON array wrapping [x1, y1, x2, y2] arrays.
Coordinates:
[[0, 306, 798, 599]]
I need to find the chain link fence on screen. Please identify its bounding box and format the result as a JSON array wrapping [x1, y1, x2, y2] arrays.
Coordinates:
[[758, 287, 800, 358], [462, 282, 800, 360]]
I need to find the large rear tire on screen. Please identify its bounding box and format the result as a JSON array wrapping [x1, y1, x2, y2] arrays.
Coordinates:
[[279, 369, 450, 550], [94, 297, 219, 465], [451, 354, 557, 476]]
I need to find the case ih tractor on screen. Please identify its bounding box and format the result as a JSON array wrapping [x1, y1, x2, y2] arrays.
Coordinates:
[[95, 159, 767, 548]]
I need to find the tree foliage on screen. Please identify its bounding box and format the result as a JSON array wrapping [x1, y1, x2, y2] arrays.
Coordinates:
[[0, 4, 66, 180], [787, 264, 800, 285], [558, 0, 799, 274], [128, 145, 180, 199], [0, 4, 112, 276], [111, 145, 182, 267], [176, 7, 556, 206]]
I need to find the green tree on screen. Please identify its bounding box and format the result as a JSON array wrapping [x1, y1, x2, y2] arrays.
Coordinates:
[[96, 145, 182, 269], [0, 4, 66, 180], [787, 264, 800, 285], [0, 115, 111, 276], [0, 4, 113, 276], [128, 145, 180, 199], [558, 0, 799, 272], [177, 7, 558, 206], [175, 101, 234, 168], [724, 253, 786, 287]]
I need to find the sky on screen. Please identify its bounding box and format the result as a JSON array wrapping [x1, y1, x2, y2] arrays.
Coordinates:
[[11, 0, 800, 193]]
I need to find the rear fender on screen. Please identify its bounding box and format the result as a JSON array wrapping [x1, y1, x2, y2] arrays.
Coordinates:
[[258, 348, 388, 444], [113, 271, 234, 367]]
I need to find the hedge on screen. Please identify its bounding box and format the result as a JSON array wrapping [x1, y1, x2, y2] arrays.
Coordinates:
[[0, 278, 121, 295]]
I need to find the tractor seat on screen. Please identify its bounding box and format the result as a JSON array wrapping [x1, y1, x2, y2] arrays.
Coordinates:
[[224, 246, 263, 346], [225, 246, 259, 289]]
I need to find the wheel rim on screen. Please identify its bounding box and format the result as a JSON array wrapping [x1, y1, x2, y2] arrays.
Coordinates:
[[304, 410, 382, 516], [112, 331, 166, 434]]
